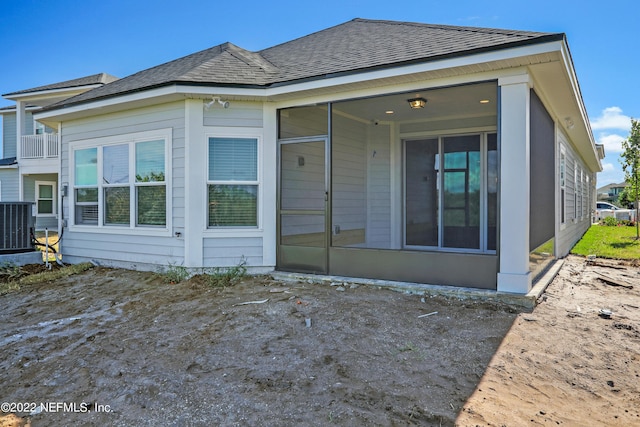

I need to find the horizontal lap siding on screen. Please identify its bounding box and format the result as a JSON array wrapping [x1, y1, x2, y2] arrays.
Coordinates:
[[64, 232, 184, 266], [332, 115, 366, 235], [204, 103, 263, 128], [2, 113, 17, 158], [0, 169, 19, 201], [203, 237, 263, 266], [367, 124, 391, 247], [556, 131, 591, 257], [60, 102, 185, 267]]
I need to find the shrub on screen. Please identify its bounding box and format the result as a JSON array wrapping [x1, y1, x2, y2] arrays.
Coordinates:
[[602, 216, 619, 227]]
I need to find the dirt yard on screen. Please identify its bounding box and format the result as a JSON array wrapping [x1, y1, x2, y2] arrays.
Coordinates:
[[0, 255, 638, 426]]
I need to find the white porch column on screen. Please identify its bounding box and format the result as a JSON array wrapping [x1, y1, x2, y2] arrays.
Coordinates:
[[16, 100, 26, 160], [497, 74, 532, 293], [184, 99, 206, 267], [262, 103, 277, 268], [16, 100, 25, 201]]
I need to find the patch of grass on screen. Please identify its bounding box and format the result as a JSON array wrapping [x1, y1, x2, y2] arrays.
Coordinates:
[[200, 258, 247, 288], [158, 263, 190, 284], [0, 262, 93, 295], [0, 262, 24, 282], [571, 224, 640, 259]]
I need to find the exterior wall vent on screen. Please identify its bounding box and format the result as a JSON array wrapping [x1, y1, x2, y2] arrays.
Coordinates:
[[0, 202, 35, 253]]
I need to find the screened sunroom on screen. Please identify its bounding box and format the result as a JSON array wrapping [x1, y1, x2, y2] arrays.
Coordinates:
[[277, 81, 500, 289]]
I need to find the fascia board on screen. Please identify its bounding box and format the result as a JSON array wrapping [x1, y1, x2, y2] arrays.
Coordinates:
[[4, 84, 103, 101], [557, 41, 600, 170]]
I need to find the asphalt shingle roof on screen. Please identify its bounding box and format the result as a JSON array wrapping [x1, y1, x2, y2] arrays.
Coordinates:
[[0, 157, 17, 166], [45, 19, 563, 110], [3, 73, 119, 97]]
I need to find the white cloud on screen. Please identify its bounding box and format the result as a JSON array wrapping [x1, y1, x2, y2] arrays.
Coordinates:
[[591, 106, 631, 131], [597, 132, 626, 154], [601, 162, 615, 172]]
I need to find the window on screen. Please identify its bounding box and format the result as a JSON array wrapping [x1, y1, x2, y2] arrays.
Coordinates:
[[135, 140, 166, 226], [207, 137, 258, 227], [404, 132, 496, 252], [35, 121, 46, 135], [560, 148, 566, 224], [35, 181, 56, 216], [573, 166, 580, 220], [71, 129, 170, 230], [74, 148, 98, 225]]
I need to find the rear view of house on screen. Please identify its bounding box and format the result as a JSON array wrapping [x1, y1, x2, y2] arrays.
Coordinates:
[[31, 19, 602, 294]]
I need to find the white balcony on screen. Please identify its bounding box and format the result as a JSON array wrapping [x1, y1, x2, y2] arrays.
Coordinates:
[[20, 133, 59, 159]]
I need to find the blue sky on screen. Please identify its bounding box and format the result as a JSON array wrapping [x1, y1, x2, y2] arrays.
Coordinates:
[[0, 0, 637, 187]]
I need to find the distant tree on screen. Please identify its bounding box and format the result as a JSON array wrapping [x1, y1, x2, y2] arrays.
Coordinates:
[[620, 118, 640, 238], [618, 186, 634, 209]]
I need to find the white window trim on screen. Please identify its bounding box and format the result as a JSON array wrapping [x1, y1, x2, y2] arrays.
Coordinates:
[[35, 180, 56, 217], [559, 145, 566, 228], [69, 128, 173, 236], [203, 131, 263, 234], [573, 164, 580, 223]]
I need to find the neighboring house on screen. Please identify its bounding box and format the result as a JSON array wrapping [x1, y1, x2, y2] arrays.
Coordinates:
[[597, 182, 627, 204], [0, 73, 118, 230], [34, 18, 604, 294]]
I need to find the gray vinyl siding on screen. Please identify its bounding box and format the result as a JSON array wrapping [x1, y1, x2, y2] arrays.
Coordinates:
[[556, 131, 591, 257], [0, 169, 19, 201], [202, 237, 263, 267], [2, 113, 17, 158], [60, 101, 186, 267], [63, 233, 184, 268], [203, 102, 263, 127], [366, 124, 391, 248], [332, 113, 367, 242]]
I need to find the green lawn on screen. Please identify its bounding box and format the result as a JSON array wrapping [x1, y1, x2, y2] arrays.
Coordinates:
[[571, 224, 640, 259]]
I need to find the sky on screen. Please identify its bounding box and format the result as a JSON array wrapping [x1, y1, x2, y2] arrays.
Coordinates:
[[0, 0, 637, 187]]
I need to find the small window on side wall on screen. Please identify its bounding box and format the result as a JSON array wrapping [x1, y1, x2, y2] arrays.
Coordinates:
[[36, 181, 56, 216], [207, 137, 258, 227]]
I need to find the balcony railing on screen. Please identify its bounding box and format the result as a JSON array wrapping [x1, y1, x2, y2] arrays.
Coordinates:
[[20, 133, 59, 159]]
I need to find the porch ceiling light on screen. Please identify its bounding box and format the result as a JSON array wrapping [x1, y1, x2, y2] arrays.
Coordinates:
[[407, 97, 427, 109]]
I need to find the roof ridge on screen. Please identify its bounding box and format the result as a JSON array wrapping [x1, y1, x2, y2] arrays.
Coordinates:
[[351, 17, 555, 37], [224, 44, 279, 73]]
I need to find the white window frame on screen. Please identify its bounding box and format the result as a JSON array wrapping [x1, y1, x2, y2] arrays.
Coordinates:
[[35, 180, 56, 217], [69, 128, 172, 236], [204, 131, 263, 235], [401, 129, 497, 254]]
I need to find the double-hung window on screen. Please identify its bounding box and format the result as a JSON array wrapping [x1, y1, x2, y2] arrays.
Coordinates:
[[72, 129, 170, 230], [207, 137, 258, 228], [36, 181, 56, 216]]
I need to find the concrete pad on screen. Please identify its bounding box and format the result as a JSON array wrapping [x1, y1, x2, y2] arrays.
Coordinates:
[[0, 251, 43, 266], [271, 264, 564, 310]]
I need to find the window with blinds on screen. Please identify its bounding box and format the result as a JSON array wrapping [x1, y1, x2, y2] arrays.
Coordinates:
[[208, 137, 258, 227]]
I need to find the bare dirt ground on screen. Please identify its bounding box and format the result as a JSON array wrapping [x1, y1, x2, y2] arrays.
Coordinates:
[[0, 254, 639, 426]]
